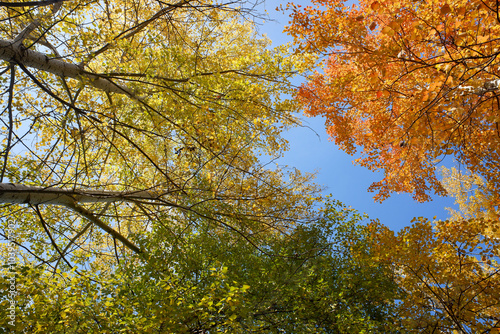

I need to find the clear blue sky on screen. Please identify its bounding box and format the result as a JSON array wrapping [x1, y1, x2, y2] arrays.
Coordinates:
[[257, 0, 458, 231]]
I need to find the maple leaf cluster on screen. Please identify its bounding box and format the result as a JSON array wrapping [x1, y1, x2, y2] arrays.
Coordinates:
[[287, 0, 500, 210]]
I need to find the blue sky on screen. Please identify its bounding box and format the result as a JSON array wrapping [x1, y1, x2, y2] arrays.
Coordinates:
[[257, 1, 458, 231]]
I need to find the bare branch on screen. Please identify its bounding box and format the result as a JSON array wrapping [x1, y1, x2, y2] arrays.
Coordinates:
[[0, 64, 15, 182], [33, 204, 74, 269], [66, 201, 142, 254]]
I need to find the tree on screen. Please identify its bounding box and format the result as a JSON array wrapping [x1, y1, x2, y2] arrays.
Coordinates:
[[369, 216, 500, 333], [1, 199, 402, 333], [286, 0, 500, 207], [0, 0, 317, 260], [441, 166, 500, 222], [0, 0, 326, 330]]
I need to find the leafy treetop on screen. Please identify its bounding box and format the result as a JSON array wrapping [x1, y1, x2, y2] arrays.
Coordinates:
[[286, 0, 500, 207]]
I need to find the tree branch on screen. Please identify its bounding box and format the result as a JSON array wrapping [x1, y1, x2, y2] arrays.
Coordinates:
[[0, 64, 15, 182], [0, 183, 164, 205], [0, 38, 136, 96], [65, 200, 142, 254], [33, 204, 74, 269], [0, 0, 64, 8]]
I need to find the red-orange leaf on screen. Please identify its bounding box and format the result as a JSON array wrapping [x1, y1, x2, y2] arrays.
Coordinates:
[[440, 4, 452, 15]]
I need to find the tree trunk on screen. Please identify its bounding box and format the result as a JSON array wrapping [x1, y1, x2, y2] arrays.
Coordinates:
[[0, 38, 133, 95], [0, 183, 159, 205], [0, 183, 146, 254]]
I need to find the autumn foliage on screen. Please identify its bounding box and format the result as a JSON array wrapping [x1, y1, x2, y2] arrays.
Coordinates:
[[286, 1, 500, 330], [1, 0, 500, 332], [369, 217, 500, 332], [286, 0, 500, 210]]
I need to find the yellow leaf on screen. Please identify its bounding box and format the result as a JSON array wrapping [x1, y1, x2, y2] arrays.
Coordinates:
[[381, 26, 395, 36]]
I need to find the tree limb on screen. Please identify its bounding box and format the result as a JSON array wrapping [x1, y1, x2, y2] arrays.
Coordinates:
[[65, 200, 142, 254], [0, 0, 64, 8], [0, 38, 136, 96]]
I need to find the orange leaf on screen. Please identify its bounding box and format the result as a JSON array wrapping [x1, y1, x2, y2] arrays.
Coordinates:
[[440, 4, 451, 15], [477, 35, 489, 44], [287, 0, 500, 208], [381, 26, 395, 36], [388, 21, 399, 30]]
